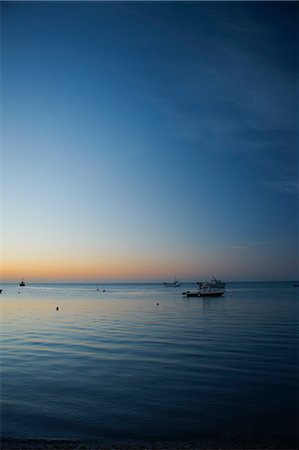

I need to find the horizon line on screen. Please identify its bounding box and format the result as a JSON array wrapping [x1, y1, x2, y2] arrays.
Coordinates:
[[1, 279, 298, 285]]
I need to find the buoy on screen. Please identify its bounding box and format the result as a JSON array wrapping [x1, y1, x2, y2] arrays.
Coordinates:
[[157, 302, 159, 306]]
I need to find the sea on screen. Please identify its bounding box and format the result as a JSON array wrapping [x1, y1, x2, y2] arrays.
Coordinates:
[[0, 282, 298, 448]]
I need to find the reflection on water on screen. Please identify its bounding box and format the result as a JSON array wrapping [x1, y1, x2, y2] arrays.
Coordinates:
[[0, 282, 297, 445]]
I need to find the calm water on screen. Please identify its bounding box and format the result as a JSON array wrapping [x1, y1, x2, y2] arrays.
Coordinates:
[[0, 282, 298, 446]]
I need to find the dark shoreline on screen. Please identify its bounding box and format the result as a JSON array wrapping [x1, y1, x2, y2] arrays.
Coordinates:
[[1, 435, 297, 450]]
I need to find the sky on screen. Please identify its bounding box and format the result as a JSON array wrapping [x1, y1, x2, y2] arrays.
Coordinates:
[[1, 1, 298, 282]]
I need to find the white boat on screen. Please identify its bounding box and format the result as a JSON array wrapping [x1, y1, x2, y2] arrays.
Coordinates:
[[210, 276, 225, 289], [183, 290, 199, 297], [197, 276, 225, 290], [183, 286, 224, 297], [163, 277, 181, 287], [183, 276, 225, 297], [198, 286, 225, 297]]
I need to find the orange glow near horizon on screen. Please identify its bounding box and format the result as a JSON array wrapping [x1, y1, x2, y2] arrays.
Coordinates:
[[2, 252, 202, 283], [2, 244, 290, 283]]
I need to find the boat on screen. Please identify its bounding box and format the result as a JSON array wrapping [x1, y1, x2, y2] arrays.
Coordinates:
[[183, 290, 200, 297], [183, 287, 224, 297], [19, 279, 26, 287], [198, 279, 225, 297], [197, 276, 225, 289], [183, 276, 225, 298], [163, 277, 181, 287], [198, 287, 225, 297], [210, 276, 225, 289]]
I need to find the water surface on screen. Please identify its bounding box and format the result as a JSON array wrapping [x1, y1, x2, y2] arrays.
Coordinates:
[[1, 282, 297, 447]]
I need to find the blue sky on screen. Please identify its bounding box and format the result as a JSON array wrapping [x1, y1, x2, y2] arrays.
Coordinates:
[[1, 1, 298, 282]]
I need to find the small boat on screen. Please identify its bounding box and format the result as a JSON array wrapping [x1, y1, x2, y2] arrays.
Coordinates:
[[19, 279, 26, 287], [163, 277, 181, 287], [183, 277, 226, 298], [199, 288, 225, 297], [183, 288, 225, 297], [198, 280, 225, 297], [183, 290, 200, 297], [197, 276, 225, 290]]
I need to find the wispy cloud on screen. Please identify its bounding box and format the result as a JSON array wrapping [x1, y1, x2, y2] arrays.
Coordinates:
[[230, 244, 249, 251], [230, 239, 294, 251], [261, 180, 299, 196]]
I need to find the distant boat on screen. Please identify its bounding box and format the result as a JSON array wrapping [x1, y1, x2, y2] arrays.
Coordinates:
[[183, 276, 225, 297], [163, 277, 181, 287], [183, 290, 199, 297], [19, 279, 26, 287], [197, 276, 225, 290], [198, 287, 225, 297], [183, 287, 224, 298], [198, 278, 225, 297]]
